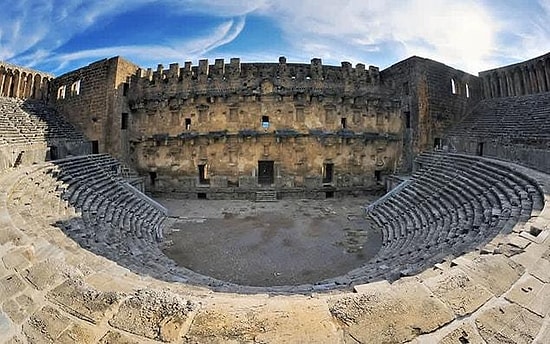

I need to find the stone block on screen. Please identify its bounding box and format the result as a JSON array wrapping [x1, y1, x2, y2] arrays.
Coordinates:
[[109, 289, 195, 342], [2, 248, 32, 272], [452, 255, 524, 296], [0, 274, 27, 300], [186, 296, 340, 344], [0, 311, 12, 341], [56, 322, 97, 344], [422, 269, 493, 316], [505, 274, 550, 317], [475, 301, 543, 344], [99, 331, 141, 344], [46, 278, 120, 324], [439, 323, 485, 344], [23, 258, 67, 290], [22, 306, 71, 344], [329, 279, 454, 343], [530, 257, 550, 283], [2, 294, 37, 324]]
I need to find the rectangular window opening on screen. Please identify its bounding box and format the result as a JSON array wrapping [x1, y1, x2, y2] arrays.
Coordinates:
[[433, 137, 442, 150], [121, 113, 129, 130], [341, 117, 347, 129], [374, 170, 382, 183], [123, 82, 129, 96], [198, 164, 210, 184], [323, 163, 334, 184], [149, 171, 157, 186], [477, 142, 484, 156], [325, 191, 334, 199], [185, 118, 191, 130], [404, 111, 411, 129], [261, 115, 270, 128], [197, 192, 207, 199], [91, 140, 99, 154]]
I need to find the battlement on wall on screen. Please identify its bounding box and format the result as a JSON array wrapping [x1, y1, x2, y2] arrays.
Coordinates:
[[131, 57, 382, 97]]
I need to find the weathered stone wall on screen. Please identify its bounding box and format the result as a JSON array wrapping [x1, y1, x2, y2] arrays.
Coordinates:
[[50, 57, 139, 159], [380, 56, 481, 171], [0, 62, 52, 100], [480, 52, 550, 98], [127, 57, 402, 194], [0, 144, 47, 171]]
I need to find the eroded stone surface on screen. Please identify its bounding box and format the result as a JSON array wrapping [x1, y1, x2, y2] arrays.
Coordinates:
[[46, 278, 120, 324], [0, 274, 27, 299], [475, 302, 543, 344], [24, 258, 69, 290], [2, 294, 37, 324], [438, 323, 485, 344], [329, 279, 454, 343], [56, 322, 97, 344], [422, 269, 493, 316], [109, 289, 195, 342], [99, 331, 142, 344], [186, 296, 341, 344], [2, 248, 32, 272], [453, 255, 524, 296], [22, 306, 71, 344], [505, 274, 550, 317]]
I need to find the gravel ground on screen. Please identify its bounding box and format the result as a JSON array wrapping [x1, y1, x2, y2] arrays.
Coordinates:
[[158, 197, 382, 287]]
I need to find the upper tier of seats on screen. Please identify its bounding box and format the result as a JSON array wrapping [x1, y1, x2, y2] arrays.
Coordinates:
[[447, 92, 550, 143], [0, 97, 85, 146], [345, 151, 544, 284]]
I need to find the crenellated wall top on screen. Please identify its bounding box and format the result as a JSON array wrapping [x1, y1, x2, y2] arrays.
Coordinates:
[[130, 57, 383, 97]]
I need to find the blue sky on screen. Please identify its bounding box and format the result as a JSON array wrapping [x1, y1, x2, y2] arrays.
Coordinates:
[[1, 0, 549, 76]]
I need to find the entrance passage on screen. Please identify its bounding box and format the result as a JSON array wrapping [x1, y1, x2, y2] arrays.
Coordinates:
[[258, 160, 274, 185]]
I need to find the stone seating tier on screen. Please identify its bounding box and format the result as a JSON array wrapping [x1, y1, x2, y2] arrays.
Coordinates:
[[448, 92, 550, 142]]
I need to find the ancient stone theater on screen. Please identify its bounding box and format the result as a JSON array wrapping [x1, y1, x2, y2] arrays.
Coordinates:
[[0, 52, 549, 343]]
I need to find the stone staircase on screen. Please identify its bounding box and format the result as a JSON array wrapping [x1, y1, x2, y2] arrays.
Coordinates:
[[255, 190, 278, 202]]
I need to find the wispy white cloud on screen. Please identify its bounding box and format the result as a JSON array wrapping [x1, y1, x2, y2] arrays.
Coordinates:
[[1, 0, 549, 75], [46, 16, 246, 73]]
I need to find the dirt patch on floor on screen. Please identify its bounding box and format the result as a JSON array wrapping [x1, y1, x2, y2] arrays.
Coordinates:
[[158, 197, 382, 287]]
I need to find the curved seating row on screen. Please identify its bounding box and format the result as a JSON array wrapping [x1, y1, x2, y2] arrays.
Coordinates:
[[6, 150, 544, 292], [344, 152, 543, 284], [0, 97, 84, 146], [447, 92, 550, 142]]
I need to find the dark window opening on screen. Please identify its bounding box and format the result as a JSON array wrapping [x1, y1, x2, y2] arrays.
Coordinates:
[[49, 146, 58, 160], [341, 117, 347, 129], [451, 78, 457, 94], [258, 160, 275, 185], [121, 113, 129, 130], [197, 192, 207, 199], [433, 137, 442, 150], [91, 140, 99, 154], [374, 170, 382, 183], [261, 115, 270, 128], [325, 191, 334, 199], [198, 164, 209, 184], [404, 111, 411, 129], [477, 142, 484, 156], [185, 118, 191, 130], [122, 82, 129, 96], [149, 171, 157, 186], [323, 163, 334, 183]]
